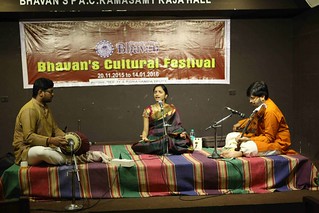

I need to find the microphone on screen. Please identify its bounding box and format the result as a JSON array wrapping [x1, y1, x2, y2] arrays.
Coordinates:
[[68, 139, 74, 153], [225, 107, 245, 118], [68, 139, 74, 146], [158, 100, 164, 110]]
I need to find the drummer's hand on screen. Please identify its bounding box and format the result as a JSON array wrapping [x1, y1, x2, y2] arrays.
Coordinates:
[[48, 136, 67, 147]]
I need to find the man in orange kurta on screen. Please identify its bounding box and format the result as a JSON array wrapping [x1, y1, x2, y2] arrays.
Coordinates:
[[247, 98, 291, 153], [221, 81, 296, 158]]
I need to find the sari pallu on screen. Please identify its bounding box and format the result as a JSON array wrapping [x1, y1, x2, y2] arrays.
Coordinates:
[[132, 104, 193, 155]]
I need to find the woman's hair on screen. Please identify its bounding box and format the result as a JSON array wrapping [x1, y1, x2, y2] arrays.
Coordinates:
[[246, 81, 269, 100], [32, 78, 54, 98], [153, 84, 169, 96]]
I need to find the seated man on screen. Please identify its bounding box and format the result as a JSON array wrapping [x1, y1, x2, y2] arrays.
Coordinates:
[[220, 81, 296, 158], [12, 77, 110, 166]]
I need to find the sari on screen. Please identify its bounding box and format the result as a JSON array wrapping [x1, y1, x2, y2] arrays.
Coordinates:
[[131, 103, 193, 155]]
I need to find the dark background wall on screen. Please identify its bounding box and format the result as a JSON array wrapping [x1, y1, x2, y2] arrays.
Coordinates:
[[292, 7, 319, 161], [0, 6, 318, 163]]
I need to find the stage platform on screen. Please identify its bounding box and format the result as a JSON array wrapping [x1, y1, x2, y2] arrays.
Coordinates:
[[27, 190, 319, 213], [1, 144, 318, 213]]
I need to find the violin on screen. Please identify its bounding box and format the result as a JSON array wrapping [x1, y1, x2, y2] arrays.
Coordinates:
[[234, 104, 266, 151]]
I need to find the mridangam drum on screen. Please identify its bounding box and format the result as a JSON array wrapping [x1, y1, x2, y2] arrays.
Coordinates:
[[61, 131, 90, 155]]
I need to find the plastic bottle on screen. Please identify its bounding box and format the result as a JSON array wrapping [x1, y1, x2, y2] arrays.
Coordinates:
[[190, 129, 195, 142]]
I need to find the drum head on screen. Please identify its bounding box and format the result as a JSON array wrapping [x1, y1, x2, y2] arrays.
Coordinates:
[[62, 131, 90, 155]]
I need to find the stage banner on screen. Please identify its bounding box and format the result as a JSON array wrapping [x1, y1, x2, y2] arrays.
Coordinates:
[[20, 20, 230, 88]]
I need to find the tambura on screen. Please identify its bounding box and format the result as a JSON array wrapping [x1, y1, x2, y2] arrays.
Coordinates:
[[61, 131, 90, 155]]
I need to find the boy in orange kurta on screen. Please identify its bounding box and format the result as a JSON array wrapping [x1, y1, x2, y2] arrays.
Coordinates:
[[221, 81, 296, 158]]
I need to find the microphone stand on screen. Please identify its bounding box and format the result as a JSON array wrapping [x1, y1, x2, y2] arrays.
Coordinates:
[[161, 105, 171, 156], [206, 113, 233, 159], [65, 140, 83, 211]]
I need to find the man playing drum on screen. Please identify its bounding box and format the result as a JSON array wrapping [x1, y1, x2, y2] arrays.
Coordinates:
[[12, 78, 110, 166]]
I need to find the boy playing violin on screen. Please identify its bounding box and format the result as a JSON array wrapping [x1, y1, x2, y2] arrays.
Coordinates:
[[220, 81, 296, 158]]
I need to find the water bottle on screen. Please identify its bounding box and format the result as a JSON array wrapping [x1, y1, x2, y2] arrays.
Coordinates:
[[190, 129, 195, 142]]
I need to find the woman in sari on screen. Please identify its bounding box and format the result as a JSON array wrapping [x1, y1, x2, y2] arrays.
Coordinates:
[[132, 84, 193, 155]]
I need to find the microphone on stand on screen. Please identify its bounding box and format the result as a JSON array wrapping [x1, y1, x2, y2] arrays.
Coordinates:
[[65, 137, 83, 211], [68, 139, 74, 146], [225, 107, 245, 118], [68, 139, 74, 154], [158, 100, 164, 111], [158, 100, 170, 155]]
